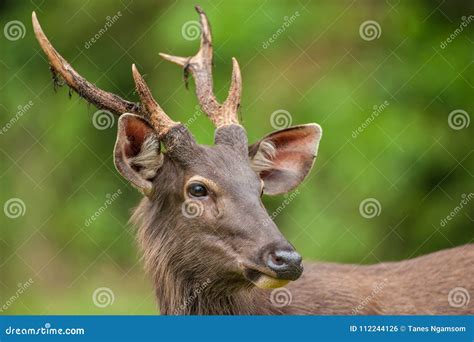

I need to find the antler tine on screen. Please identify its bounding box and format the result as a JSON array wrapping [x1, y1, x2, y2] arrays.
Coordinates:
[[159, 5, 242, 128], [32, 12, 139, 116], [131, 64, 177, 134]]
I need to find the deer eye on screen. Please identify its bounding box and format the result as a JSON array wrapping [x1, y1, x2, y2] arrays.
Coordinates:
[[187, 183, 208, 198]]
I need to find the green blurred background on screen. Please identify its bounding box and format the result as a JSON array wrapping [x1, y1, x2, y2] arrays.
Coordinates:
[[0, 0, 473, 314]]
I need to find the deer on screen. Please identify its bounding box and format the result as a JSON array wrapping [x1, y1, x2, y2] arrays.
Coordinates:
[[32, 6, 473, 315]]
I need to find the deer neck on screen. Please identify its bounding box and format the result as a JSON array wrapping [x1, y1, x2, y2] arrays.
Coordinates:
[[133, 197, 280, 315], [150, 246, 279, 315]]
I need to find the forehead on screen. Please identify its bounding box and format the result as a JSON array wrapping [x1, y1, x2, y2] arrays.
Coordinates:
[[186, 144, 261, 189]]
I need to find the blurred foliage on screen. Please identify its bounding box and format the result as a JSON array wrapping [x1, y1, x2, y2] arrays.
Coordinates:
[[0, 0, 473, 314]]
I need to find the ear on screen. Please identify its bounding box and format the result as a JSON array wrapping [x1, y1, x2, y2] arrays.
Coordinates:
[[249, 124, 322, 195], [114, 113, 163, 196]]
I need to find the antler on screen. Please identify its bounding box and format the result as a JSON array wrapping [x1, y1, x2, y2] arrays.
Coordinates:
[[32, 12, 178, 135], [159, 6, 242, 128], [131, 64, 178, 134]]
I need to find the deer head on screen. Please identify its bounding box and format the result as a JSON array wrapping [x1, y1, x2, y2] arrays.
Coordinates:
[[32, 6, 322, 301]]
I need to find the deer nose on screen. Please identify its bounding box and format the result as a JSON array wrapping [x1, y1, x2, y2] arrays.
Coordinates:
[[265, 249, 303, 281]]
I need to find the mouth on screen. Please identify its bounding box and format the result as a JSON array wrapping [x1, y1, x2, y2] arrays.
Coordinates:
[[240, 264, 296, 289], [244, 268, 290, 289]]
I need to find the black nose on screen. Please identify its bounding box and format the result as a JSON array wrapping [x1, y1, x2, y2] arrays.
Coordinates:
[[266, 249, 303, 281]]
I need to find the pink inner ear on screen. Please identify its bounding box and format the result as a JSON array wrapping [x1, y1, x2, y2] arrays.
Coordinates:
[[254, 124, 321, 195], [114, 114, 158, 195], [269, 126, 319, 168], [124, 119, 151, 158], [273, 150, 309, 168]]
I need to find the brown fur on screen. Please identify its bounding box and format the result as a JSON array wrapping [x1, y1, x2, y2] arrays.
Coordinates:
[[133, 193, 473, 316], [130, 149, 473, 315], [284, 245, 474, 315]]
